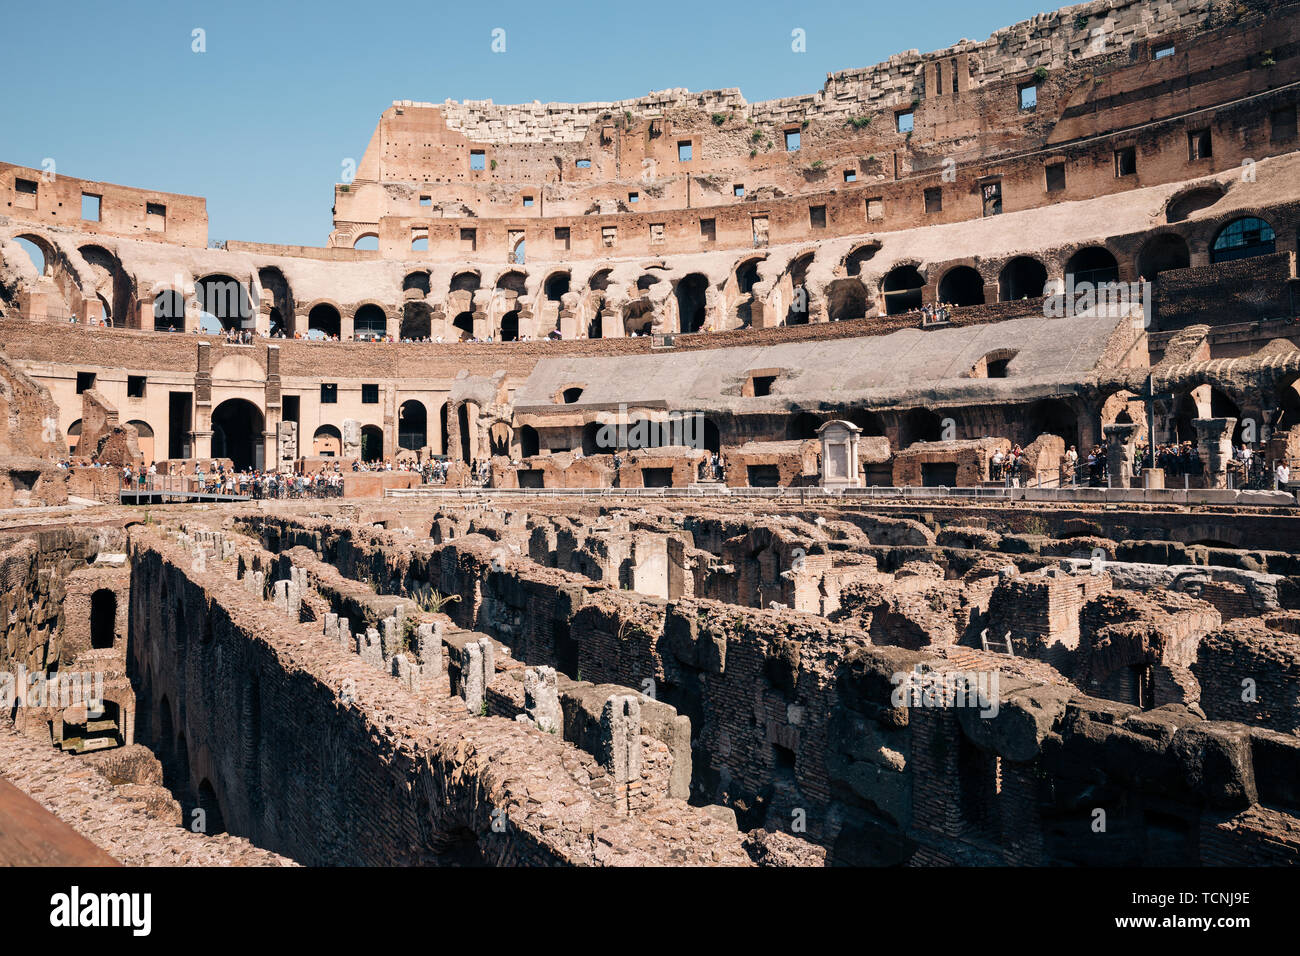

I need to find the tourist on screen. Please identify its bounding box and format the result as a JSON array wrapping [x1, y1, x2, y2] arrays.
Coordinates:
[[1277, 461, 1291, 490]]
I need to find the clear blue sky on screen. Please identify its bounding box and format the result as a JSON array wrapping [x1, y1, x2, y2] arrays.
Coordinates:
[[1, 0, 1052, 247]]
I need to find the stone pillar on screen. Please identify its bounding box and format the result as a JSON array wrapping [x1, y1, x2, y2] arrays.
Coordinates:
[[416, 621, 442, 676], [600, 309, 622, 338], [340, 311, 355, 341], [1194, 417, 1236, 489], [523, 666, 560, 734], [1102, 422, 1138, 489], [598, 694, 640, 786], [460, 641, 484, 714], [472, 310, 489, 341]]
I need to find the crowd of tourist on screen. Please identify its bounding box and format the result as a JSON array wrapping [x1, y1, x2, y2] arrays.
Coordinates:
[[990, 445, 1028, 485]]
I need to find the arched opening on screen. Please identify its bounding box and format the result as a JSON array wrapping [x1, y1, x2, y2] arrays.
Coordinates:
[[519, 425, 539, 458], [80, 245, 130, 329], [1025, 398, 1078, 448], [702, 418, 721, 454], [544, 272, 570, 302], [937, 266, 985, 306], [308, 303, 341, 339], [1275, 377, 1300, 432], [312, 424, 342, 457], [402, 271, 431, 296], [582, 420, 603, 456], [450, 272, 481, 293], [735, 258, 762, 294], [352, 233, 378, 251], [561, 386, 584, 404], [1166, 186, 1225, 223], [789, 412, 823, 440], [457, 405, 473, 462], [1065, 247, 1120, 287], [353, 304, 387, 340], [786, 252, 814, 325], [438, 403, 449, 455], [210, 399, 264, 471], [360, 425, 384, 462], [845, 243, 880, 277], [153, 290, 186, 331], [998, 257, 1047, 301], [258, 267, 293, 335], [623, 301, 654, 337], [882, 266, 924, 315], [1211, 217, 1276, 264], [1210, 388, 1245, 444], [489, 422, 511, 456], [13, 235, 49, 276], [496, 271, 527, 297], [675, 273, 709, 333], [127, 420, 155, 464], [902, 408, 943, 447], [825, 279, 867, 321], [196, 274, 252, 332], [1137, 234, 1191, 279], [848, 409, 887, 437], [452, 311, 474, 341], [499, 310, 519, 341], [398, 400, 427, 452], [509, 235, 526, 265], [400, 302, 432, 340], [90, 589, 117, 649]]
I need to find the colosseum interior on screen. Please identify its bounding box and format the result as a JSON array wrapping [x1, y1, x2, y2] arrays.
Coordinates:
[[2, 0, 1300, 878]]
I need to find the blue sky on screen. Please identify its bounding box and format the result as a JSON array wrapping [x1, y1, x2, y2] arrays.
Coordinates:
[[1, 0, 1053, 246]]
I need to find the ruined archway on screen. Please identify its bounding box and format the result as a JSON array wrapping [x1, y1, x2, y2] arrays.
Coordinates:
[[308, 303, 341, 339], [90, 588, 117, 649], [675, 273, 708, 333], [1065, 247, 1119, 287], [882, 266, 924, 315], [361, 425, 384, 462]]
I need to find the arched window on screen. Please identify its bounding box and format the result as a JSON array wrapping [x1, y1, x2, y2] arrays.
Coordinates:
[[882, 266, 924, 315], [1211, 217, 1276, 264]]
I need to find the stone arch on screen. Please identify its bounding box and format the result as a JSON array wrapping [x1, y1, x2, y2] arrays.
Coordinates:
[[452, 311, 475, 341], [825, 278, 867, 321], [400, 301, 432, 339], [402, 270, 431, 295], [12, 232, 55, 277], [937, 265, 985, 306], [211, 398, 265, 471], [844, 242, 881, 277], [1210, 216, 1276, 264], [882, 265, 925, 315], [495, 270, 527, 296], [544, 271, 571, 302], [901, 408, 943, 447], [79, 244, 132, 328], [998, 256, 1048, 301], [258, 266, 294, 335], [153, 289, 186, 331], [1065, 246, 1120, 286], [353, 303, 388, 340], [519, 424, 539, 458], [1165, 184, 1227, 224], [360, 424, 384, 462], [307, 302, 341, 339], [398, 400, 427, 452], [313, 424, 342, 457], [196, 274, 253, 332], [785, 252, 816, 325], [450, 271, 481, 294], [674, 273, 709, 333], [734, 256, 764, 294], [1136, 233, 1191, 279], [352, 232, 379, 250], [126, 420, 155, 463]]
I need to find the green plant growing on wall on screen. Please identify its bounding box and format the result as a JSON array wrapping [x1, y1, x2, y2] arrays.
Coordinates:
[[808, 160, 824, 170], [1074, 13, 1089, 31], [1034, 66, 1049, 81], [711, 113, 727, 126], [490, 159, 497, 170], [845, 115, 872, 129], [412, 584, 461, 614], [750, 130, 763, 143]]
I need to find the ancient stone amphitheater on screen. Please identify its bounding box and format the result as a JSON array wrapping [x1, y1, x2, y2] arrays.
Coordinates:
[[1, 0, 1299, 867]]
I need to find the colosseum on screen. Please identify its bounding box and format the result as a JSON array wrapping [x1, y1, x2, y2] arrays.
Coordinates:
[[2, 0, 1300, 875]]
